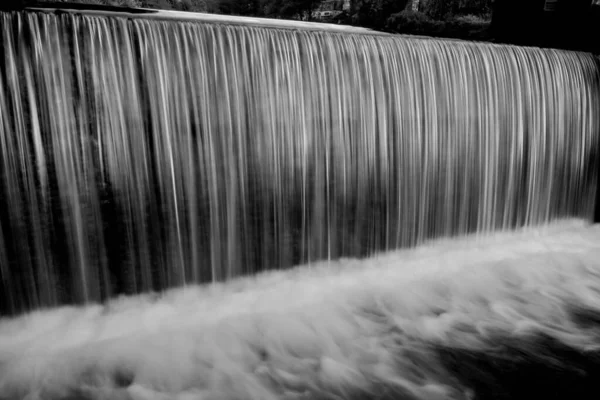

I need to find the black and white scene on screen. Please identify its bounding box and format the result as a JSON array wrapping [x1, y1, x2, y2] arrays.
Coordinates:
[[1, 0, 600, 399]]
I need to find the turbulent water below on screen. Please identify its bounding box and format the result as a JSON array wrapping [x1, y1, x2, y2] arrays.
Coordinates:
[[1, 219, 600, 400]]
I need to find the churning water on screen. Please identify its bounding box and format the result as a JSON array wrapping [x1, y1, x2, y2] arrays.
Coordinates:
[[0, 11, 599, 314]]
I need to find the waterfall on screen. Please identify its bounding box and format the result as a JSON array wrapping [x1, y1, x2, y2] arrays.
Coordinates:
[[1, 10, 599, 315]]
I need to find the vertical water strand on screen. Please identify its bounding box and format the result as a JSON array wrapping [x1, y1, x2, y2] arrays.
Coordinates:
[[0, 72, 11, 312], [545, 53, 571, 221], [322, 33, 334, 261], [479, 45, 498, 233], [379, 38, 396, 251], [412, 40, 431, 242], [119, 16, 155, 292], [214, 26, 237, 279], [414, 40, 434, 241], [498, 45, 518, 230], [69, 16, 112, 300], [538, 50, 561, 223], [193, 24, 219, 282], [197, 24, 221, 282], [465, 43, 485, 234], [231, 26, 253, 277], [256, 26, 269, 270], [473, 43, 491, 234], [294, 30, 311, 266], [377, 36, 394, 250], [582, 53, 600, 217], [274, 28, 288, 269], [332, 34, 356, 256], [0, 214, 10, 312], [210, 24, 231, 277], [530, 49, 551, 225], [379, 37, 404, 247], [21, 15, 58, 307], [250, 27, 274, 272], [449, 42, 465, 236], [274, 27, 294, 268], [368, 35, 391, 252], [346, 34, 367, 254], [329, 31, 354, 259], [442, 42, 463, 235], [83, 17, 125, 294], [450, 43, 473, 235], [508, 47, 523, 226], [0, 14, 38, 309], [558, 51, 582, 216], [577, 54, 600, 217], [115, 16, 153, 292], [352, 35, 368, 252], [547, 50, 566, 217], [165, 24, 191, 285], [453, 43, 473, 235], [490, 45, 508, 230], [269, 28, 289, 270], [180, 25, 201, 283], [132, 21, 162, 285], [520, 49, 540, 226], [494, 46, 516, 230], [44, 14, 86, 301], [328, 33, 352, 257], [0, 15, 24, 311], [346, 34, 368, 255], [138, 21, 182, 286], [163, 22, 188, 286], [589, 55, 600, 217], [286, 30, 307, 267], [373, 37, 393, 249], [323, 33, 340, 260], [430, 41, 452, 237], [317, 32, 333, 262], [282, 29, 305, 269], [243, 26, 262, 272], [300, 32, 322, 263], [361, 35, 381, 254], [37, 14, 104, 304], [546, 50, 567, 220], [429, 40, 448, 238], [177, 23, 212, 283], [390, 39, 418, 246], [482, 43, 502, 233]]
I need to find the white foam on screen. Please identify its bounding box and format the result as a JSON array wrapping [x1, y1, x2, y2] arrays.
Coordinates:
[[2, 219, 600, 399]]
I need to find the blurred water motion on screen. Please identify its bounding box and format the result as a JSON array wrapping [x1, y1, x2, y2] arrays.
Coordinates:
[[0, 11, 599, 314]]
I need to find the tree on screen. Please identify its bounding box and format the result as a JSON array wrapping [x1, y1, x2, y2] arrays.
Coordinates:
[[421, 0, 492, 19], [259, 0, 314, 18], [351, 0, 409, 29]]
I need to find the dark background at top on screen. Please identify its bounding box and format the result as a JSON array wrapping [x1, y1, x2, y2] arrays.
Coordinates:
[[492, 0, 599, 54], [1, 0, 599, 54]]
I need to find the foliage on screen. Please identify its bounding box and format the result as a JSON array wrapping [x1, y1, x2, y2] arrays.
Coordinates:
[[386, 9, 491, 40], [386, 10, 442, 34], [420, 0, 492, 19], [350, 0, 409, 29], [39, 0, 316, 18], [32, 0, 494, 42]]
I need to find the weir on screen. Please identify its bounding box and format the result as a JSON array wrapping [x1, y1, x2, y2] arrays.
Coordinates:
[[1, 5, 599, 315]]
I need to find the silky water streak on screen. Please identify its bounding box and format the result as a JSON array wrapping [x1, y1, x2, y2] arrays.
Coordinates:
[[0, 10, 599, 314]]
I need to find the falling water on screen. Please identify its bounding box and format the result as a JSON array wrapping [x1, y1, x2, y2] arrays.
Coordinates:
[[0, 10, 599, 314]]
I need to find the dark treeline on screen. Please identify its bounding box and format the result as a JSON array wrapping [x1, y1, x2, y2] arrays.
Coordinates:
[[29, 0, 494, 39], [15, 1, 600, 54]]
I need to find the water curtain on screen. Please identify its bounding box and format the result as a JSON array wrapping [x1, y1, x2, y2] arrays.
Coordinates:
[[1, 10, 599, 314]]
